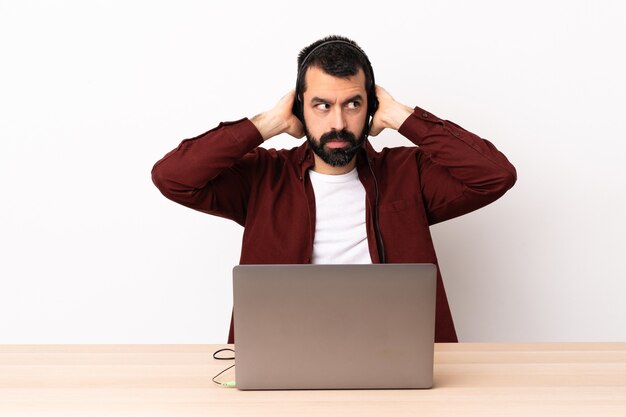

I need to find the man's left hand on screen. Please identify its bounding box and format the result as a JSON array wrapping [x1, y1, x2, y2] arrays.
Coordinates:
[[369, 86, 414, 136]]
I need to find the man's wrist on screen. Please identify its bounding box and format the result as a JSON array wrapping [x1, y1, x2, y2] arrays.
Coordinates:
[[388, 104, 413, 131], [251, 112, 286, 141]]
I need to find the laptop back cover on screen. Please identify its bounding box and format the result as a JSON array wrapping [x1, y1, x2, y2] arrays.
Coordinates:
[[233, 263, 437, 390]]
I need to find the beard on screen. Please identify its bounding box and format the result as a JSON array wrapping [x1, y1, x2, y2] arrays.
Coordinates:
[[305, 122, 369, 167]]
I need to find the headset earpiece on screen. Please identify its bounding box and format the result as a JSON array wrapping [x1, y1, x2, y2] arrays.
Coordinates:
[[292, 92, 304, 123]]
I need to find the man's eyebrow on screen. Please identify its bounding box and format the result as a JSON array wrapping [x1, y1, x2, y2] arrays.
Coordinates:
[[310, 96, 331, 104], [310, 95, 364, 105], [342, 94, 364, 105]]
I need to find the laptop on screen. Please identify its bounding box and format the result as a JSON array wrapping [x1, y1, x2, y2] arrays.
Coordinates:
[[232, 263, 437, 390]]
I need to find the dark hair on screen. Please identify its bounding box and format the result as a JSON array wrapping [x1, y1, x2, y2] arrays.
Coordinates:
[[293, 35, 378, 125]]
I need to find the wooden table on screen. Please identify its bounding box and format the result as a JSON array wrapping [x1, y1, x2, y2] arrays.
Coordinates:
[[1, 343, 625, 416]]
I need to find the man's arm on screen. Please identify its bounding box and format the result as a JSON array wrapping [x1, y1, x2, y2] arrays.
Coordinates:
[[370, 86, 517, 224], [151, 91, 303, 225], [368, 86, 414, 136], [250, 91, 304, 141]]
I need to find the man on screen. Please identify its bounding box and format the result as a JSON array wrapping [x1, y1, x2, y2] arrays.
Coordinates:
[[151, 35, 516, 343]]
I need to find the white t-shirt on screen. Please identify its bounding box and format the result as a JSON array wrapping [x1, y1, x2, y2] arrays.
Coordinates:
[[308, 167, 372, 264]]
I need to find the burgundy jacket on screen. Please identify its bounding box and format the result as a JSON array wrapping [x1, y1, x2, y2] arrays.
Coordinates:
[[151, 107, 517, 343]]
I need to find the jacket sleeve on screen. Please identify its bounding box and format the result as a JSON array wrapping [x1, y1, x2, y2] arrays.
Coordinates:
[[398, 107, 517, 225], [151, 118, 264, 226]]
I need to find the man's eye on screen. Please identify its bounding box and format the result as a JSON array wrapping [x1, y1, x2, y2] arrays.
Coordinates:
[[346, 101, 360, 109], [315, 103, 330, 111]]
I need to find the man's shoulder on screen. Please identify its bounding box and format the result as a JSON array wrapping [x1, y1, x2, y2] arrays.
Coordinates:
[[241, 142, 309, 177], [250, 141, 308, 162], [367, 143, 421, 162]]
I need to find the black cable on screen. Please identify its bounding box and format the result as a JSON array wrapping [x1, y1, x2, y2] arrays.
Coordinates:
[[212, 348, 236, 387], [213, 348, 235, 360], [367, 155, 386, 263]]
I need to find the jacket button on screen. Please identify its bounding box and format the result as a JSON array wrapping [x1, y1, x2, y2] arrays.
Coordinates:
[[422, 112, 429, 118]]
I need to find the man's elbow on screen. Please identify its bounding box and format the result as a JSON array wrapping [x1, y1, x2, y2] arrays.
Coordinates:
[[151, 163, 177, 200], [473, 165, 517, 200], [501, 165, 517, 191]]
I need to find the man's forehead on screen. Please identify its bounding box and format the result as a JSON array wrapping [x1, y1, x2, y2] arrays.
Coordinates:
[[303, 66, 366, 98]]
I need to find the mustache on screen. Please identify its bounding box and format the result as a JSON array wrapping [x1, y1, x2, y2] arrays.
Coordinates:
[[319, 129, 358, 145]]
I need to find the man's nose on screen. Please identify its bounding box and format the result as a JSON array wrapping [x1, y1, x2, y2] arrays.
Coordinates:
[[330, 107, 346, 131]]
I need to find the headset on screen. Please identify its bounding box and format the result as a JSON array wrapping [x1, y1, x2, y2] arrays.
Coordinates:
[[292, 39, 379, 132]]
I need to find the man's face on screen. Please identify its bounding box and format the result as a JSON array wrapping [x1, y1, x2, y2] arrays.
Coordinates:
[[301, 66, 368, 170]]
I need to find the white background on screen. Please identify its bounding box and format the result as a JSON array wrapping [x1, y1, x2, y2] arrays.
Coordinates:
[[1, 0, 625, 343]]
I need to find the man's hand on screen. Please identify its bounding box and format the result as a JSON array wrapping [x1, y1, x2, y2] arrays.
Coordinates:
[[369, 86, 414, 137], [251, 91, 304, 141]]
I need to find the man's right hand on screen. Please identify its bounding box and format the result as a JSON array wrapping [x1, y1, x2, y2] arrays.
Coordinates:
[[251, 91, 304, 141]]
